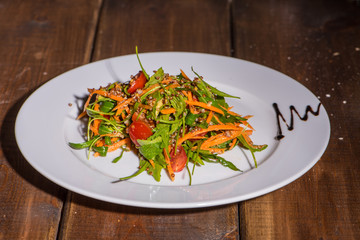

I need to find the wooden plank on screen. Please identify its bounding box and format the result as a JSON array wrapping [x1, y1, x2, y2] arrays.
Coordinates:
[[233, 0, 360, 239], [58, 0, 239, 239], [0, 0, 102, 239]]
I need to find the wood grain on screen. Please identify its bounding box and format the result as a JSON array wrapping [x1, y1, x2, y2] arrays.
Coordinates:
[[0, 0, 102, 239], [233, 0, 360, 239], [58, 0, 239, 240]]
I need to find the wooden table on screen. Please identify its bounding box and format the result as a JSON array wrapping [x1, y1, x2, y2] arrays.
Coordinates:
[[1, 0, 359, 239]]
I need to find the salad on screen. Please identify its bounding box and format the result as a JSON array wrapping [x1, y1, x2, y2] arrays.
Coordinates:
[[69, 49, 267, 184]]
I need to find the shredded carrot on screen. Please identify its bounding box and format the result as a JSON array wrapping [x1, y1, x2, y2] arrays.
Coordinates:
[[114, 98, 134, 115], [161, 108, 176, 115], [185, 100, 224, 115], [213, 114, 224, 125], [201, 130, 243, 149], [177, 124, 243, 146], [229, 138, 237, 150], [107, 138, 130, 152], [149, 159, 155, 168], [77, 91, 95, 119], [161, 77, 175, 84], [95, 139, 105, 147], [165, 83, 180, 89], [139, 84, 160, 97], [163, 148, 175, 181], [100, 133, 124, 138], [181, 90, 189, 99], [206, 111, 214, 124], [242, 134, 264, 149], [90, 104, 101, 135], [139, 103, 152, 110], [180, 69, 190, 80]]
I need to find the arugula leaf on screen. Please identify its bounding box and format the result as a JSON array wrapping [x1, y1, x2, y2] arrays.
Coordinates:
[[92, 146, 108, 157], [145, 67, 164, 88], [137, 136, 163, 160], [68, 137, 99, 149], [199, 151, 242, 171]]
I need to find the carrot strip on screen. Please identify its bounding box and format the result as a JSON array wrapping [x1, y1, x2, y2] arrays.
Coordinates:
[[139, 104, 152, 110], [185, 100, 224, 115], [100, 133, 124, 137], [149, 159, 155, 168], [206, 111, 214, 124], [161, 108, 176, 115], [165, 83, 180, 89], [90, 104, 101, 135], [229, 138, 237, 150], [77, 89, 125, 119], [106, 138, 131, 152], [180, 69, 190, 80], [113, 98, 134, 116], [139, 84, 160, 97], [181, 90, 189, 99], [95, 139, 105, 147], [213, 114, 224, 125], [201, 130, 243, 149], [177, 124, 242, 146], [163, 148, 175, 181], [77, 91, 95, 119]]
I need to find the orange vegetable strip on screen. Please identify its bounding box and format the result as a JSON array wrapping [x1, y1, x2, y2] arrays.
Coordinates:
[[161, 76, 175, 84], [95, 139, 105, 147], [201, 130, 243, 149], [241, 121, 254, 130], [139, 104, 152, 110], [185, 91, 199, 114], [90, 89, 125, 102], [185, 100, 224, 115], [100, 133, 124, 138], [106, 138, 131, 152], [165, 83, 180, 89], [114, 99, 134, 116], [180, 69, 190, 80], [139, 84, 160, 97], [149, 159, 155, 168], [241, 133, 266, 151], [94, 138, 131, 157], [229, 138, 237, 150], [77, 89, 124, 119], [113, 98, 134, 111], [206, 111, 214, 123], [181, 90, 189, 99], [90, 104, 101, 135], [77, 111, 87, 120], [160, 108, 176, 114], [163, 148, 175, 181], [213, 114, 224, 125], [177, 124, 242, 146], [77, 91, 95, 119], [200, 147, 226, 154]]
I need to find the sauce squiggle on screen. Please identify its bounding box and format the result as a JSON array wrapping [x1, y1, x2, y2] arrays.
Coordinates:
[[273, 103, 322, 140]]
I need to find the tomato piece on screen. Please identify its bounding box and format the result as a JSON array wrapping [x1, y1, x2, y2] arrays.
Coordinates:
[[128, 71, 147, 94], [128, 120, 153, 147], [170, 145, 187, 172]]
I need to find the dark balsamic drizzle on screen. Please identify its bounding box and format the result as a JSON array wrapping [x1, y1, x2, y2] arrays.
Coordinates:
[[273, 102, 322, 140]]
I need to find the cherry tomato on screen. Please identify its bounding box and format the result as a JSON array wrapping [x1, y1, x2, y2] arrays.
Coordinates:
[[170, 145, 187, 172], [128, 120, 153, 147], [128, 71, 147, 94]]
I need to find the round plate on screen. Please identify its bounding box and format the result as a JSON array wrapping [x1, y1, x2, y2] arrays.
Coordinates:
[[15, 52, 330, 209]]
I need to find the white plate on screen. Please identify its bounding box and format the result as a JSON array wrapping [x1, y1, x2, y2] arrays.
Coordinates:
[[15, 52, 330, 209]]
